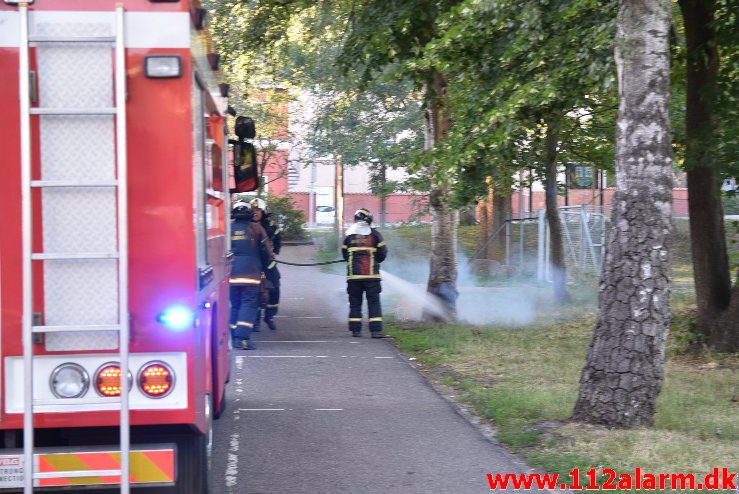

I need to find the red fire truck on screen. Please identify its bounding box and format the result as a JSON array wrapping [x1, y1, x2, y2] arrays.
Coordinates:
[[0, 0, 243, 491]]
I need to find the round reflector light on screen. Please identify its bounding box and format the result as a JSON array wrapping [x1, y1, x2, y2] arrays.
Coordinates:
[[95, 363, 126, 397], [139, 361, 174, 398], [50, 363, 89, 399]]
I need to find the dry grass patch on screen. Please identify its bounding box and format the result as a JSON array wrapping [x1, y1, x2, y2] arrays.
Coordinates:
[[546, 423, 736, 476]]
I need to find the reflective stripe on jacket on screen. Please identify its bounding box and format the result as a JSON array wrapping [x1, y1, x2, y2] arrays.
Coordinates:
[[341, 229, 387, 280], [260, 214, 282, 255]]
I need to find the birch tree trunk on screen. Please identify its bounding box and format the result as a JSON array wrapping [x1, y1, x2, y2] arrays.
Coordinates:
[[572, 0, 673, 427], [423, 70, 458, 321]]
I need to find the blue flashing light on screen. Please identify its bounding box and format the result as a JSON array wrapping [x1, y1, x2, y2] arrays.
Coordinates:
[[157, 306, 194, 331]]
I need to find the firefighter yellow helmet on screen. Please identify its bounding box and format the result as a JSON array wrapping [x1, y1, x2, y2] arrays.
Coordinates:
[[354, 208, 373, 225]]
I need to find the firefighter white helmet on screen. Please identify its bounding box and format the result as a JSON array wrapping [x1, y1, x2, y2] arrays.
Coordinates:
[[250, 198, 266, 211], [231, 201, 252, 220]]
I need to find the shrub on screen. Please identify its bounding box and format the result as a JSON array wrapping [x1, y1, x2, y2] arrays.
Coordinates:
[[256, 194, 308, 240]]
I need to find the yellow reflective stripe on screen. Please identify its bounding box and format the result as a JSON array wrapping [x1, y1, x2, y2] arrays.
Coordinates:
[[348, 247, 376, 252], [41, 454, 99, 486], [341, 245, 348, 250], [267, 261, 277, 269], [266, 304, 279, 308], [229, 278, 261, 284], [377, 241, 386, 247], [349, 318, 362, 322], [229, 324, 237, 329], [275, 228, 283, 234], [129, 451, 174, 483], [369, 317, 383, 322], [37, 450, 175, 486], [347, 274, 382, 280], [236, 321, 254, 328]]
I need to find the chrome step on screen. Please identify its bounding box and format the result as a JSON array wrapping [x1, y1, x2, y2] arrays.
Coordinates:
[[30, 108, 116, 116], [31, 180, 118, 188], [31, 253, 119, 260], [35, 470, 123, 479], [29, 36, 116, 44], [32, 324, 120, 334]]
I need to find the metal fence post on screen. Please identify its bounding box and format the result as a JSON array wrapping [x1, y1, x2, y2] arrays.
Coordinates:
[[579, 204, 586, 270], [537, 208, 546, 281], [505, 214, 511, 267]]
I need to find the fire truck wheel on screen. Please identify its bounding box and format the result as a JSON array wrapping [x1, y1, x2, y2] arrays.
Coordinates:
[[213, 382, 227, 419], [145, 394, 213, 493]]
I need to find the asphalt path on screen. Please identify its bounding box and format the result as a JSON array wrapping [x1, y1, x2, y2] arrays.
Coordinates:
[[210, 244, 539, 494]]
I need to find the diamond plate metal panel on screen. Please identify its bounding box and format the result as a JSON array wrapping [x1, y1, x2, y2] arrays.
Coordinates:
[[34, 19, 120, 351], [40, 116, 115, 182], [44, 260, 119, 351], [35, 22, 113, 109], [42, 188, 116, 254]]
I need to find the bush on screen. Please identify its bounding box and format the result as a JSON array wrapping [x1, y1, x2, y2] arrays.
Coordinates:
[[722, 193, 739, 215], [253, 194, 307, 240]]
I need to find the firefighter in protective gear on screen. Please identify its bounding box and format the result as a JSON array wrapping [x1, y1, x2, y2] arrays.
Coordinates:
[[250, 197, 281, 331], [342, 208, 389, 338], [229, 201, 272, 350]]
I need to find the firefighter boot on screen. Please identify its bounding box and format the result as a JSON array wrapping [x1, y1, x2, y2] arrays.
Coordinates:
[[240, 337, 256, 350], [370, 331, 390, 339], [266, 318, 277, 330], [351, 331, 361, 337]]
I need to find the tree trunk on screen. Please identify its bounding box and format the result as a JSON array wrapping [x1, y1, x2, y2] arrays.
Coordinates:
[[484, 183, 494, 259], [424, 70, 458, 321], [477, 197, 489, 258], [679, 0, 737, 352], [491, 190, 510, 262], [544, 119, 570, 303], [572, 0, 673, 427]]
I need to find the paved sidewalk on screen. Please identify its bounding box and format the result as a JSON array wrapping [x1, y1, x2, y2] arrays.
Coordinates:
[[211, 244, 538, 494]]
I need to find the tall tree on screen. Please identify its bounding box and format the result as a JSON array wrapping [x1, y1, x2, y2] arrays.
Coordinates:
[[573, 0, 673, 427], [212, 0, 464, 318], [424, 70, 458, 319], [678, 0, 737, 352], [544, 118, 570, 303], [422, 0, 617, 302]]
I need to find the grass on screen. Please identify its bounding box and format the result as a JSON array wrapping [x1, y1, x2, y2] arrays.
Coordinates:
[[327, 220, 739, 491], [388, 316, 738, 492]]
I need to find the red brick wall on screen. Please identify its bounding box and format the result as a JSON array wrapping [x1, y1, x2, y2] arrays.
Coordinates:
[[290, 192, 431, 224], [261, 148, 289, 197], [510, 188, 690, 217]]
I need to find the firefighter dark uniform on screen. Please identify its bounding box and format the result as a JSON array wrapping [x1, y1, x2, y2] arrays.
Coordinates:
[[251, 198, 281, 331], [341, 209, 389, 338], [229, 202, 271, 350]]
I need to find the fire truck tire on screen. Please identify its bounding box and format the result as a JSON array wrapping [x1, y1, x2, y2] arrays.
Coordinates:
[[143, 394, 213, 493], [213, 382, 227, 419]]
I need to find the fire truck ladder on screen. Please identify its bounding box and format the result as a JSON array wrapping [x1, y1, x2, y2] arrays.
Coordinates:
[[16, 3, 131, 493]]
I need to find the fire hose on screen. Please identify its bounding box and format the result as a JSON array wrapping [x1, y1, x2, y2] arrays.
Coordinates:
[[275, 259, 346, 266]]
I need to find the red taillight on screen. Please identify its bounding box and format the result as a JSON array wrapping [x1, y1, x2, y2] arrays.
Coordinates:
[[139, 362, 174, 398], [95, 364, 122, 397]]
